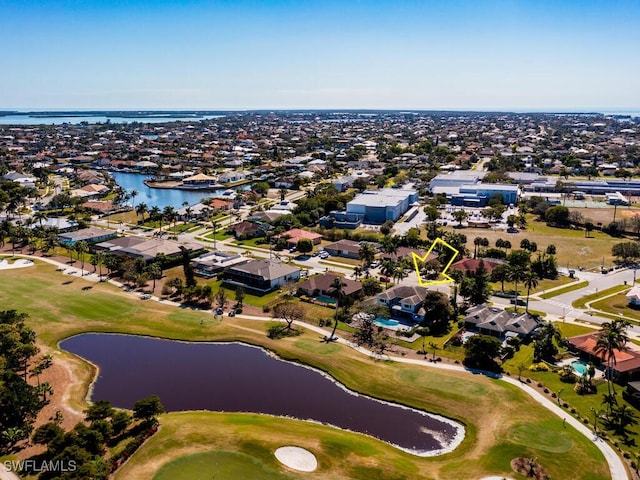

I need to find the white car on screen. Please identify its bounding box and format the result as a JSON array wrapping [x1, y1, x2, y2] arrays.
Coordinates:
[[319, 252, 330, 259]]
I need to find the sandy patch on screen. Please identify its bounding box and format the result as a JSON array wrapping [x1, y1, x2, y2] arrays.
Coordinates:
[[480, 477, 515, 480], [274, 446, 317, 472], [0, 258, 34, 270]]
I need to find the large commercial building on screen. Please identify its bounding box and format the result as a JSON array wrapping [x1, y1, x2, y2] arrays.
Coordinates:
[[430, 171, 519, 206], [345, 188, 419, 224]]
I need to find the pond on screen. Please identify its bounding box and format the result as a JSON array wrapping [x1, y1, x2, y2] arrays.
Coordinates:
[[61, 333, 464, 456]]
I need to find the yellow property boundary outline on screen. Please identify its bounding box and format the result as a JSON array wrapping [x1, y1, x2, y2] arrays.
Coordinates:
[[411, 238, 459, 287]]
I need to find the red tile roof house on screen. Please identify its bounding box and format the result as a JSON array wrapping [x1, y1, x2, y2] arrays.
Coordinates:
[[297, 273, 362, 299], [449, 258, 504, 275], [274, 228, 323, 248], [567, 332, 640, 384]]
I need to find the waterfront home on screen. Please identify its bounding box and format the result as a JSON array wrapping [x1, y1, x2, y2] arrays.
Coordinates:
[[58, 227, 118, 246], [463, 305, 540, 340], [207, 198, 234, 211], [297, 273, 362, 299], [375, 285, 430, 323], [182, 173, 218, 187], [219, 171, 247, 183], [224, 260, 300, 293], [567, 332, 640, 383], [191, 250, 247, 278], [95, 235, 203, 261]]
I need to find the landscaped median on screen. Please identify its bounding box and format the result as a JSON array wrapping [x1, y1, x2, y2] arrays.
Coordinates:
[[0, 261, 614, 480], [539, 280, 589, 299]]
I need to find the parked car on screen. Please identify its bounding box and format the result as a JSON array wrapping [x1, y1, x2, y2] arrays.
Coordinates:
[[370, 261, 380, 268], [319, 252, 329, 259], [380, 275, 391, 283], [228, 309, 236, 317], [216, 308, 223, 315], [140, 294, 151, 300]]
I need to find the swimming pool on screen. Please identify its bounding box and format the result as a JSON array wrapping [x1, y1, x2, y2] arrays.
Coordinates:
[[571, 360, 589, 376], [315, 294, 336, 305], [374, 317, 400, 328]]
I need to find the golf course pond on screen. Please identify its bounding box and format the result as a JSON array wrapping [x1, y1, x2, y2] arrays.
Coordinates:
[[61, 333, 464, 456]]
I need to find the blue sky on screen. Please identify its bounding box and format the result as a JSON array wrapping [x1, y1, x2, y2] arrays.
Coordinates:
[[1, 0, 639, 110]]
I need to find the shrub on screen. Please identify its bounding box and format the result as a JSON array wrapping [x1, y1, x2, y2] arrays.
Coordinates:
[[529, 363, 550, 372]]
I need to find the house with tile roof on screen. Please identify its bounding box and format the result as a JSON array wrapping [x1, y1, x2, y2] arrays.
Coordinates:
[[297, 273, 362, 299], [463, 304, 541, 339], [568, 332, 640, 383]]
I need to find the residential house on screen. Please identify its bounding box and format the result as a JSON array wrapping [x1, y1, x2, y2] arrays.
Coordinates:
[[228, 221, 269, 240], [380, 247, 435, 263], [375, 285, 430, 322], [324, 239, 362, 259], [224, 260, 301, 293], [568, 332, 640, 383], [627, 286, 640, 306], [58, 227, 118, 246], [191, 250, 247, 278], [275, 228, 323, 248], [219, 171, 247, 183], [463, 305, 541, 339], [297, 273, 362, 299], [450, 258, 504, 275]]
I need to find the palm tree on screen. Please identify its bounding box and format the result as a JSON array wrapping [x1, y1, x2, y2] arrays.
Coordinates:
[[328, 277, 346, 342], [74, 240, 89, 276], [279, 187, 288, 202], [353, 265, 363, 280], [136, 202, 148, 224], [92, 251, 105, 279], [523, 271, 539, 313], [491, 263, 509, 293], [147, 262, 162, 293], [594, 319, 630, 400], [473, 237, 482, 259], [130, 189, 138, 210], [163, 206, 177, 236], [380, 259, 396, 288], [507, 264, 526, 313], [358, 242, 376, 267], [33, 210, 48, 228]]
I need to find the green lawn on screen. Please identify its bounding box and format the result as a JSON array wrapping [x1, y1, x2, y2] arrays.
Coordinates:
[[572, 285, 630, 309], [154, 450, 294, 480], [539, 280, 589, 299], [0, 261, 614, 480], [201, 230, 233, 242], [591, 294, 640, 322], [456, 214, 624, 270]]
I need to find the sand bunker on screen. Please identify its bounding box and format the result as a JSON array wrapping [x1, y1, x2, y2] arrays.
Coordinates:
[[274, 446, 317, 472], [0, 258, 34, 270]]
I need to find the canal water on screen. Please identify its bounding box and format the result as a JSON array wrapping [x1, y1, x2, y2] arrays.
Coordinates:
[[61, 333, 464, 456], [111, 172, 250, 210]]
